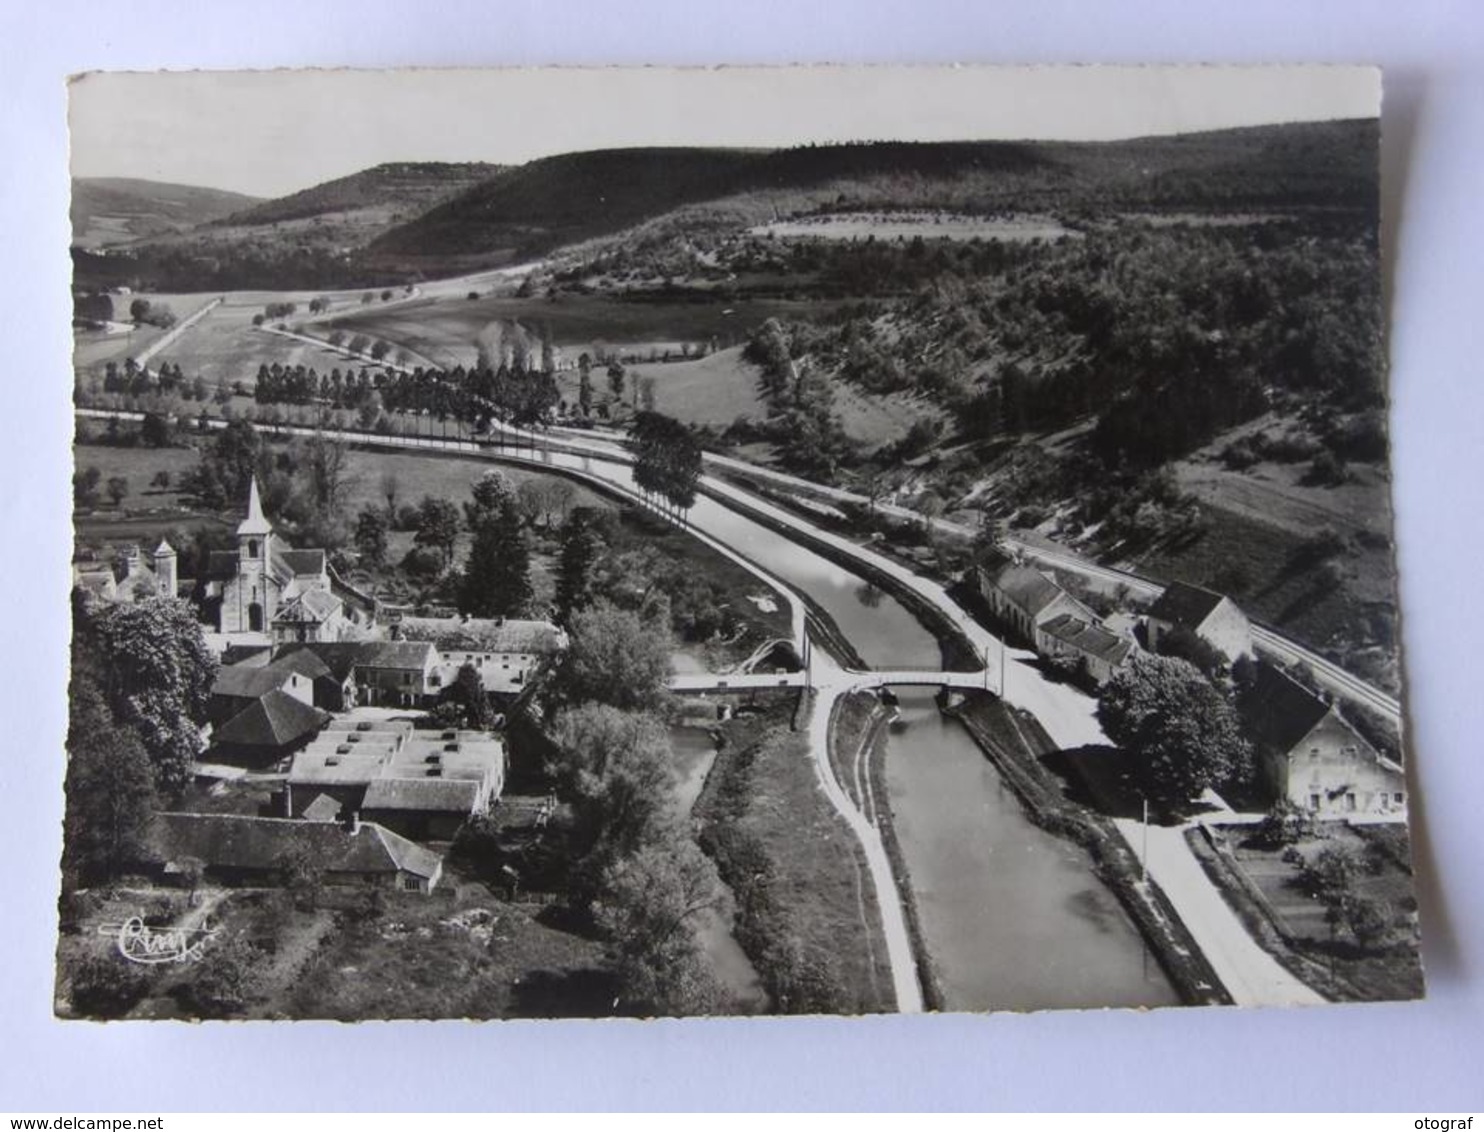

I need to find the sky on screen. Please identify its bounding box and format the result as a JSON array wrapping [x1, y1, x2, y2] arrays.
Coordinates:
[[68, 64, 1381, 199]]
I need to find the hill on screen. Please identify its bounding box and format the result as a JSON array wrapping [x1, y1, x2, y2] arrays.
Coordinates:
[[372, 121, 1377, 266], [70, 177, 260, 248], [213, 161, 504, 229], [369, 142, 1054, 263]]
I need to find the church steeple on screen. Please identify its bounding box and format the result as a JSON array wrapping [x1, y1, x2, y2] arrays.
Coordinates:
[[237, 477, 273, 539]]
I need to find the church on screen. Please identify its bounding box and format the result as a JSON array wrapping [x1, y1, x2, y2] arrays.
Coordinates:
[[200, 478, 376, 646]]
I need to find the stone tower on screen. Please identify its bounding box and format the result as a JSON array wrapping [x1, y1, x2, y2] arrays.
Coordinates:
[[235, 477, 273, 633], [152, 538, 177, 598]]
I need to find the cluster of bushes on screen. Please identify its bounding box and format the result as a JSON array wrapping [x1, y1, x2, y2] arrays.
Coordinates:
[[696, 722, 852, 1014]]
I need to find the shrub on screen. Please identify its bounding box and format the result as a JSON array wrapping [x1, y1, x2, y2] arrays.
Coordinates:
[[68, 952, 152, 1017]]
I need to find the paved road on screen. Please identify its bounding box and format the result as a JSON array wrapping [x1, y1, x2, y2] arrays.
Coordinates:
[[1114, 819, 1325, 1007]]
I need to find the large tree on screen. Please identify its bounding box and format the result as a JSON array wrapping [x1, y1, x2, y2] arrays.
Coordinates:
[[554, 509, 608, 624], [75, 593, 217, 799], [413, 496, 461, 567], [549, 703, 676, 860], [63, 675, 157, 883], [353, 507, 388, 568], [596, 837, 726, 1016], [1096, 652, 1252, 811], [551, 600, 674, 714], [458, 473, 532, 617]]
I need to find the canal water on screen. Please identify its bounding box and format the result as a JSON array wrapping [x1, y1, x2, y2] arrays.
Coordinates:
[[544, 449, 1179, 1010]]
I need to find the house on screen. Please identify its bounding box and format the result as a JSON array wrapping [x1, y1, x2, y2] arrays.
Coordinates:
[[1243, 664, 1406, 818], [209, 654, 320, 726], [198, 478, 375, 647], [284, 719, 505, 840], [147, 811, 443, 893], [72, 540, 184, 604], [393, 614, 568, 698], [207, 653, 332, 765], [1146, 580, 1253, 662], [1037, 612, 1137, 686], [276, 640, 442, 708], [978, 554, 1094, 641]]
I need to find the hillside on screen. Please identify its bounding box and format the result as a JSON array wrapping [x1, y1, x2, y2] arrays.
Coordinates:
[[213, 161, 504, 228], [70, 177, 260, 248], [373, 121, 1377, 266], [369, 142, 1054, 262]]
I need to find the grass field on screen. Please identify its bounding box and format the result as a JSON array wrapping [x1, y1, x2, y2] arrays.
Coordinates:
[[72, 292, 220, 372]]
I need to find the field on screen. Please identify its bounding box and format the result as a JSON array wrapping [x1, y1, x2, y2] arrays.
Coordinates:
[[748, 210, 1079, 242], [71, 292, 220, 372], [322, 291, 851, 364], [1189, 822, 1424, 1002]]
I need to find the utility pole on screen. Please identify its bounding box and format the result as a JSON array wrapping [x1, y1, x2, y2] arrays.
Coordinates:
[[1141, 795, 1150, 884]]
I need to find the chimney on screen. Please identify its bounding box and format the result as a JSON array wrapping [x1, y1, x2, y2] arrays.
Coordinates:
[[348, 811, 361, 835]]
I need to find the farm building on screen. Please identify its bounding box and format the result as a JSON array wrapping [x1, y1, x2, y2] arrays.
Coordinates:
[[146, 811, 443, 894], [393, 614, 568, 698], [977, 553, 1095, 642], [1146, 580, 1253, 662], [284, 718, 505, 840], [1037, 612, 1138, 686], [1242, 664, 1406, 818], [275, 639, 442, 708]]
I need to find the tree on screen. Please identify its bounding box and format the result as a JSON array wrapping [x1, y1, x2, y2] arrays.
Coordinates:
[[67, 952, 152, 1018], [63, 676, 157, 883], [596, 837, 726, 1016], [552, 600, 674, 714], [380, 469, 401, 521], [150, 470, 171, 491], [353, 507, 389, 568], [631, 411, 702, 516], [459, 514, 532, 618], [140, 411, 173, 448], [555, 509, 608, 623], [177, 931, 259, 1019], [106, 476, 129, 507], [73, 465, 102, 509], [549, 704, 678, 885], [413, 496, 461, 567], [439, 663, 495, 731], [129, 297, 152, 323], [578, 353, 594, 415], [75, 593, 217, 799], [1096, 652, 1252, 811]]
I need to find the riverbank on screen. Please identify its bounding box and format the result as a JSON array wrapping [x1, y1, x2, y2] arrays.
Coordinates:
[[694, 693, 896, 1014], [831, 690, 947, 1012], [948, 691, 1231, 1007]]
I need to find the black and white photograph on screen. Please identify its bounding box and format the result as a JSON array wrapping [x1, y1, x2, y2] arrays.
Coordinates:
[[57, 63, 1424, 1022]]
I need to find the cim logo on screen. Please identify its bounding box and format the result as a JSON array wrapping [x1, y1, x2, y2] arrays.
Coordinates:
[[97, 916, 220, 965]]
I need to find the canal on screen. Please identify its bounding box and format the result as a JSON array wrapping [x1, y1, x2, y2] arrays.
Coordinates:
[[537, 448, 1180, 1009]]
